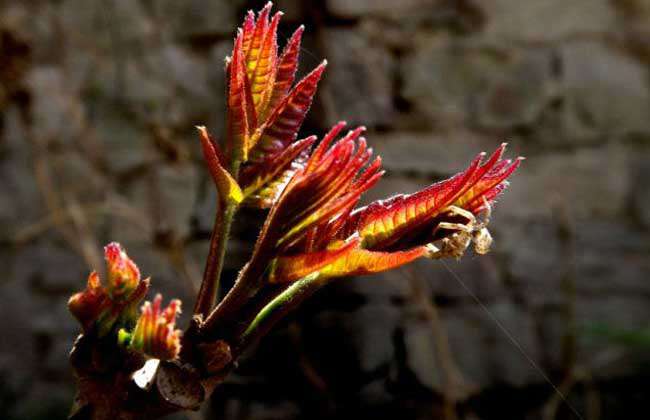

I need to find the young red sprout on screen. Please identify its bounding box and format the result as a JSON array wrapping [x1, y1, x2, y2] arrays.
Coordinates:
[[196, 125, 243, 205], [261, 122, 384, 283], [104, 242, 142, 300], [68, 271, 110, 333], [222, 1, 327, 207], [68, 243, 149, 336], [266, 131, 522, 283], [202, 125, 521, 346], [119, 294, 183, 361], [67, 3, 524, 418]]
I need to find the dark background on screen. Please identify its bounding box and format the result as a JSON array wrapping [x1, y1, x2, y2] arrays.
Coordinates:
[[2, 1, 650, 419]]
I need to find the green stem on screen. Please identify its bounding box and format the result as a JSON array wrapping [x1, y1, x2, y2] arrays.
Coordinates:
[[201, 185, 283, 338], [193, 160, 241, 318], [237, 273, 322, 350]]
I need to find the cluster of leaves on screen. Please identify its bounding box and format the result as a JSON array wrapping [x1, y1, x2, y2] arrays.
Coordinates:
[[69, 243, 181, 360], [66, 2, 522, 417]]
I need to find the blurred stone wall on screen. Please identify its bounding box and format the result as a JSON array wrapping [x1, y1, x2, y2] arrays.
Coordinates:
[[1, 1, 650, 419]]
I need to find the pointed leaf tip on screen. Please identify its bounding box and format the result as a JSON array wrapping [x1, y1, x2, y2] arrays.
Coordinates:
[[198, 127, 244, 204], [252, 60, 327, 157], [124, 294, 183, 360]]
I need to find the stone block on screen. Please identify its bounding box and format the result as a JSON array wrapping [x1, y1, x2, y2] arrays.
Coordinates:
[[540, 295, 650, 378], [27, 67, 85, 145], [573, 221, 650, 295], [153, 163, 198, 241], [328, 0, 439, 19], [497, 144, 630, 221], [369, 129, 501, 176], [479, 0, 616, 42], [12, 242, 89, 295], [442, 301, 541, 388], [561, 40, 650, 140], [153, 0, 240, 40], [320, 27, 394, 128], [402, 37, 556, 129], [0, 155, 44, 241], [631, 154, 650, 229], [403, 320, 444, 391], [92, 106, 153, 174]]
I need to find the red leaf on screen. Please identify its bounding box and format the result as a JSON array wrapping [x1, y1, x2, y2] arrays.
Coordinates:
[[250, 12, 282, 116], [124, 294, 182, 361], [268, 237, 361, 283], [250, 61, 327, 159], [262, 25, 304, 121], [344, 144, 521, 251], [197, 126, 243, 204], [240, 135, 316, 206], [227, 31, 251, 161], [240, 10, 255, 57], [244, 2, 272, 74], [320, 246, 429, 278]]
